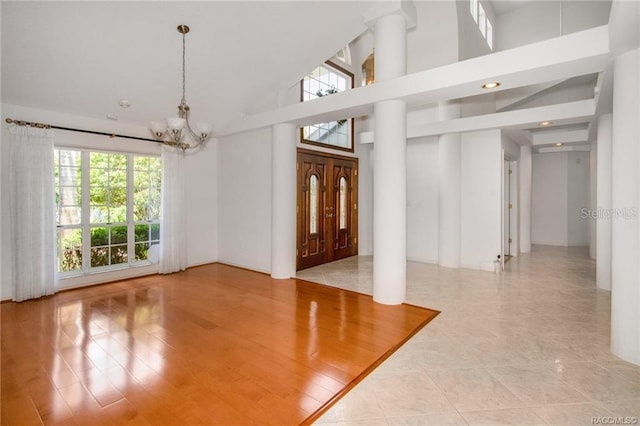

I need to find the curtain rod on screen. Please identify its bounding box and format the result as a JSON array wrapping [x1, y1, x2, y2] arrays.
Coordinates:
[[4, 117, 162, 144]]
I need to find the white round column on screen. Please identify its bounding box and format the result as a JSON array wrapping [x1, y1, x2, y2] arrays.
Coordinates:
[[374, 100, 407, 304], [374, 14, 407, 81], [438, 100, 461, 268], [372, 12, 408, 305], [596, 113, 612, 291], [271, 123, 297, 279], [611, 48, 640, 365], [519, 145, 532, 253]]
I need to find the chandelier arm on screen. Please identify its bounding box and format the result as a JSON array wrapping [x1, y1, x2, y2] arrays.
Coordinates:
[[163, 140, 190, 152], [183, 117, 205, 148]]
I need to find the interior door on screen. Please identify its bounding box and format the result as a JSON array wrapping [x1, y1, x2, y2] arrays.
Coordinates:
[[503, 160, 512, 258], [297, 149, 358, 270]]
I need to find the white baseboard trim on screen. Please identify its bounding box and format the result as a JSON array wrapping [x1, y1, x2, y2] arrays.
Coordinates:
[[531, 241, 589, 247], [406, 257, 438, 265], [216, 259, 271, 276]]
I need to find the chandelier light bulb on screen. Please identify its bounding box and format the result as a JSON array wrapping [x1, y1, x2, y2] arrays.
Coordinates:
[[150, 121, 166, 137], [195, 122, 212, 137], [167, 117, 186, 131]]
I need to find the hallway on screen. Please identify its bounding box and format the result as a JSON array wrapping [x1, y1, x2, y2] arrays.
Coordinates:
[[298, 246, 640, 425]]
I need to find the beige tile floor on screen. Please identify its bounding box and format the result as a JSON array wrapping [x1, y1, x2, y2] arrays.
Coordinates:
[[297, 245, 640, 425]]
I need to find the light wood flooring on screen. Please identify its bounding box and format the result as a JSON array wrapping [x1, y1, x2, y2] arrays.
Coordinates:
[[1, 263, 438, 425]]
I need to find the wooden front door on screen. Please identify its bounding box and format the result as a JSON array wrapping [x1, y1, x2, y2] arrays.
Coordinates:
[[297, 149, 358, 270]]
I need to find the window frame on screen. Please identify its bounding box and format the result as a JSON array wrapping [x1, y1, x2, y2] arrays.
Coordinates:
[[300, 60, 355, 153], [470, 0, 478, 23], [478, 3, 487, 37], [470, 0, 494, 50], [54, 146, 161, 277]]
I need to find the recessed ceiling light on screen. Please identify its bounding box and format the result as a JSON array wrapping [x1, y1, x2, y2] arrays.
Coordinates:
[[118, 99, 131, 108], [556, 143, 563, 146], [540, 121, 552, 126], [482, 82, 501, 89]]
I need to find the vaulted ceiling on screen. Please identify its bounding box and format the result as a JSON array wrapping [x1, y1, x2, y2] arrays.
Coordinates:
[[1, 1, 373, 132], [2, 0, 629, 152]]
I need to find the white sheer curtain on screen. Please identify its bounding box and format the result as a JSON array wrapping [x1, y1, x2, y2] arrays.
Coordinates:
[[159, 145, 188, 273], [7, 125, 57, 301]]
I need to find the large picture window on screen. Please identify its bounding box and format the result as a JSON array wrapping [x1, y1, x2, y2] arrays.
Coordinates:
[[54, 148, 161, 274], [300, 61, 354, 152]]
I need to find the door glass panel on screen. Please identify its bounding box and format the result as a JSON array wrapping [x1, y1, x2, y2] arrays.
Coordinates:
[[310, 175, 318, 234], [339, 176, 347, 230]]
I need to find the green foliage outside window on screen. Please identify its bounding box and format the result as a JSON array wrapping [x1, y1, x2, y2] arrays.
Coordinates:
[[55, 149, 162, 273]]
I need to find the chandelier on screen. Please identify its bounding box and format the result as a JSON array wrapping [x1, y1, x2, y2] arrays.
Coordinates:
[[150, 25, 212, 151]]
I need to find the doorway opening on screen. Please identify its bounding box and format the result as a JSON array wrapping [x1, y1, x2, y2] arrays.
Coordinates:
[[503, 158, 518, 265], [297, 149, 358, 270]]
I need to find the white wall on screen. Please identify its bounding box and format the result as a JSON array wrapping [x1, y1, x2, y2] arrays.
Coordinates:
[[496, 2, 562, 52], [589, 141, 597, 259], [461, 129, 502, 271], [531, 151, 590, 247], [408, 1, 459, 72], [496, 0, 611, 52], [356, 142, 374, 255], [1, 103, 218, 299], [502, 134, 521, 160], [217, 128, 272, 273], [184, 142, 218, 266], [406, 136, 439, 263], [567, 151, 590, 246], [457, 0, 494, 61], [532, 152, 568, 245]]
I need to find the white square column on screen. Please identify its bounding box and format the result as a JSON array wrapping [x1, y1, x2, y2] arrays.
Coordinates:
[[438, 100, 462, 268], [611, 48, 640, 365], [596, 113, 612, 291], [271, 123, 297, 279]]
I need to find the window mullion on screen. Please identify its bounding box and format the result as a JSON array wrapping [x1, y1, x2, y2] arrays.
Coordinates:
[[127, 154, 135, 265], [81, 150, 91, 272]]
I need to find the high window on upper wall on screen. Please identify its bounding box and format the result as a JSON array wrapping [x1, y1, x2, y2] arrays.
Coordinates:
[[470, 0, 494, 50], [300, 61, 354, 152], [54, 148, 161, 275]]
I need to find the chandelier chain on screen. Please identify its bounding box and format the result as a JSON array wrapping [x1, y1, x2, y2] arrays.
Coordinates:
[[181, 31, 187, 105]]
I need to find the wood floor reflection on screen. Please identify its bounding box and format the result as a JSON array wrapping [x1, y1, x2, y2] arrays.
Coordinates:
[[1, 264, 439, 425]]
